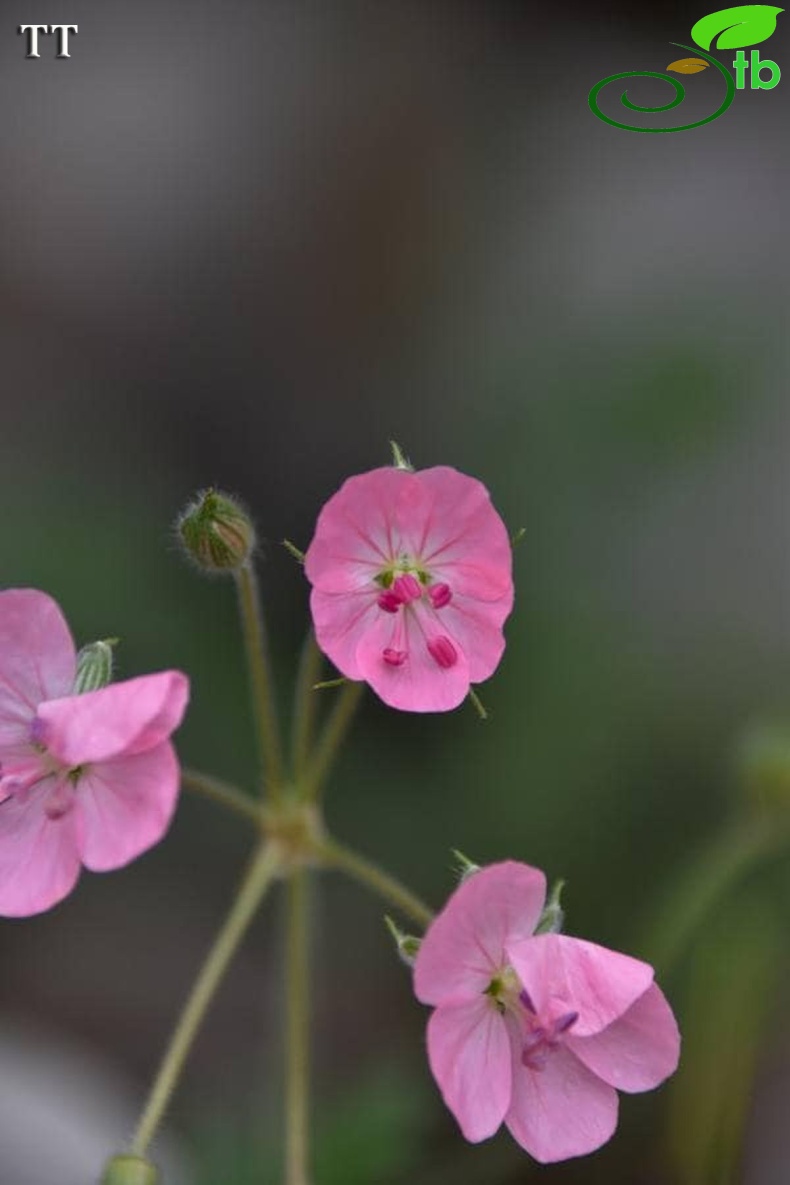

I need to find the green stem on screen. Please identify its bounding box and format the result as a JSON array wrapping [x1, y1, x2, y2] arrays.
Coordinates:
[[317, 837, 434, 929], [181, 768, 262, 826], [130, 843, 281, 1156], [291, 631, 323, 783], [284, 869, 312, 1185], [302, 681, 364, 801], [235, 561, 285, 799]]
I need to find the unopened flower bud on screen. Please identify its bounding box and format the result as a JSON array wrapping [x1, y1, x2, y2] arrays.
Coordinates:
[[451, 849, 480, 883], [535, 878, 565, 934], [385, 915, 421, 966], [177, 488, 255, 572], [101, 1154, 160, 1185], [73, 638, 117, 694]]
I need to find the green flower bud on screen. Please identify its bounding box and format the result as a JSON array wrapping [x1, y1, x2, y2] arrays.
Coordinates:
[[101, 1154, 160, 1185], [384, 915, 421, 966], [535, 878, 565, 934], [177, 488, 255, 573], [451, 849, 480, 883], [73, 638, 117, 694]]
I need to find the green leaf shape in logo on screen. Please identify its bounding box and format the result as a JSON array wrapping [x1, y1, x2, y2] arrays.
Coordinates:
[[691, 4, 783, 50]]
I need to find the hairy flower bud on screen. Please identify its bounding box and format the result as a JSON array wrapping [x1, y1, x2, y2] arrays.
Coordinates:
[[385, 915, 421, 966], [73, 638, 117, 694], [535, 878, 565, 934], [177, 488, 255, 572], [101, 1154, 160, 1185]]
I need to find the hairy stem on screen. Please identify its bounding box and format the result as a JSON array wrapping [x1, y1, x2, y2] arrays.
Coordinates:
[[316, 836, 434, 929], [181, 768, 262, 826], [235, 561, 285, 800], [284, 868, 312, 1185], [291, 631, 324, 783], [130, 842, 281, 1156], [302, 681, 364, 801]]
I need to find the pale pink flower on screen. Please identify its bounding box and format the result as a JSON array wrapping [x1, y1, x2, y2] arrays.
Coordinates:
[[0, 589, 189, 916], [304, 465, 513, 711], [413, 861, 680, 1163]]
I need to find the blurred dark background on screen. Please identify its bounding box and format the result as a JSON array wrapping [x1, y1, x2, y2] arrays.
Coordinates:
[[1, 1, 789, 1182]]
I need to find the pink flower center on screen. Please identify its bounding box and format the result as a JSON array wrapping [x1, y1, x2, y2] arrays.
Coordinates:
[[374, 564, 458, 672], [519, 988, 578, 1072]]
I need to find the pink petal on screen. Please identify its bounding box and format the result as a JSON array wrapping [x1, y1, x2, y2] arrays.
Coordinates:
[[506, 934, 655, 1037], [436, 593, 511, 684], [505, 1045, 618, 1163], [413, 467, 513, 603], [414, 862, 547, 1005], [309, 588, 379, 681], [305, 468, 432, 593], [354, 608, 471, 712], [568, 983, 680, 1093], [36, 671, 189, 765], [76, 742, 180, 871], [0, 590, 76, 747], [427, 997, 512, 1142], [0, 781, 82, 916]]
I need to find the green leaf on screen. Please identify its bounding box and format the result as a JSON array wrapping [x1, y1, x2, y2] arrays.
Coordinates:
[[691, 5, 783, 50]]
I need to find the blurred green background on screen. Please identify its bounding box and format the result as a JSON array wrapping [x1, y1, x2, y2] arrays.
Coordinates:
[[1, 1, 789, 1182]]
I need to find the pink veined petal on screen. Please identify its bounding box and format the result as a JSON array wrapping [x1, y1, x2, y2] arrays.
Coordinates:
[[414, 862, 547, 1006], [354, 607, 471, 712], [36, 671, 189, 765], [76, 742, 180, 872], [0, 780, 82, 916], [309, 588, 380, 681], [413, 467, 513, 602], [426, 997, 512, 1143], [305, 468, 432, 593], [568, 982, 681, 1093], [435, 592, 511, 684], [506, 934, 655, 1038], [505, 1044, 619, 1164], [0, 589, 76, 747]]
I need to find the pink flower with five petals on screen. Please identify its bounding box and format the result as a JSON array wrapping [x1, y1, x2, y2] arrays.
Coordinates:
[[413, 862, 680, 1163], [0, 589, 189, 916], [304, 465, 513, 711]]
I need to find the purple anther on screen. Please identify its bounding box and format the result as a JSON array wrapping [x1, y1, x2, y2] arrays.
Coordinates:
[[29, 716, 47, 746], [519, 988, 536, 1014], [554, 1010, 579, 1034]]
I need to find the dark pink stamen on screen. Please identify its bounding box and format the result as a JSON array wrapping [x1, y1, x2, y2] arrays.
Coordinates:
[[427, 635, 457, 669], [555, 1010, 579, 1034], [382, 648, 407, 667], [377, 590, 401, 613], [428, 582, 452, 609], [392, 573, 422, 603]]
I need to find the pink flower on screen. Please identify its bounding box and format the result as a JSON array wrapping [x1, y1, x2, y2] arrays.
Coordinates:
[[413, 862, 680, 1163], [0, 589, 189, 916], [304, 465, 513, 711]]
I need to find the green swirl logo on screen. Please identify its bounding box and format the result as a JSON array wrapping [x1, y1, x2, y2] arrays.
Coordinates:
[[589, 5, 783, 133]]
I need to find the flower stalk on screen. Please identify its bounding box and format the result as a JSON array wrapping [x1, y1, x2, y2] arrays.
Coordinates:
[[235, 561, 285, 800], [284, 868, 312, 1185], [130, 842, 281, 1158]]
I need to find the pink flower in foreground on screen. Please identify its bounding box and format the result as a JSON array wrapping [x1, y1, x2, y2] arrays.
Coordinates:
[[305, 465, 513, 711], [414, 862, 680, 1163], [0, 589, 189, 916]]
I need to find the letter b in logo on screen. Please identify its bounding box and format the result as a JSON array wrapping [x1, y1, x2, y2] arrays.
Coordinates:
[[751, 48, 781, 87]]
